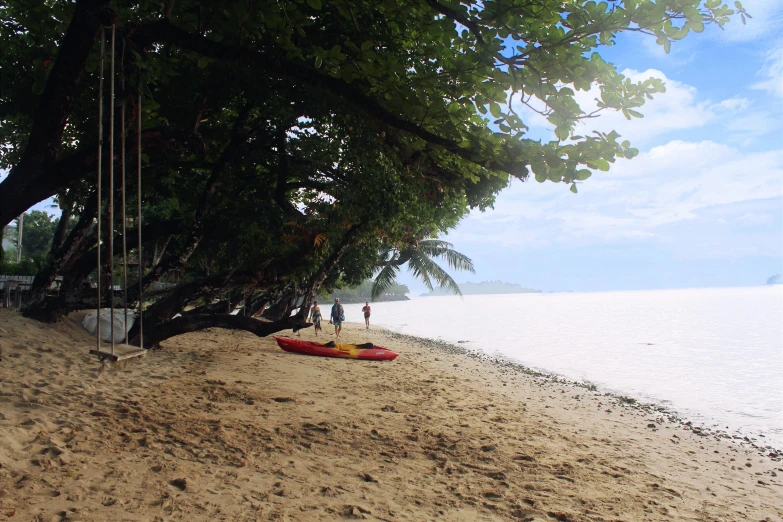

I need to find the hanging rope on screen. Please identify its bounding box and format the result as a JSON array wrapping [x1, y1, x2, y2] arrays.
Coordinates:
[[108, 24, 116, 356], [120, 35, 128, 344], [137, 80, 144, 349], [96, 26, 105, 355]]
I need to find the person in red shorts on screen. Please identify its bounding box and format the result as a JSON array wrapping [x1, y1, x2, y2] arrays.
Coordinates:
[[361, 302, 371, 329]]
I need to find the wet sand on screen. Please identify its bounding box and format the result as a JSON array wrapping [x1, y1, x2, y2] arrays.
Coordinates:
[[0, 308, 781, 521]]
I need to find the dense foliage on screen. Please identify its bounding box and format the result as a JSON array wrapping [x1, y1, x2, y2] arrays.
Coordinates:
[[0, 0, 739, 345], [330, 280, 411, 304]]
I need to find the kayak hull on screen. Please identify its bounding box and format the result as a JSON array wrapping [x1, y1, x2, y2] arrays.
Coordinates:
[[274, 337, 398, 361]]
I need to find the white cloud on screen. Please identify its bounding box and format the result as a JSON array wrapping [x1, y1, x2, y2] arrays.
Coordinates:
[[711, 0, 783, 43], [451, 140, 783, 251], [570, 69, 716, 144], [752, 47, 783, 98], [640, 36, 699, 65], [514, 69, 777, 146], [717, 97, 751, 111], [736, 212, 773, 224], [724, 111, 781, 138]]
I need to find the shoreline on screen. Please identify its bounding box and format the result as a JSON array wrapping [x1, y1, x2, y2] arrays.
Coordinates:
[[1, 309, 782, 520], [378, 328, 783, 458]]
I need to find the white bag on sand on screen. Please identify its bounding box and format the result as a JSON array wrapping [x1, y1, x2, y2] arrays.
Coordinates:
[[82, 309, 137, 343]]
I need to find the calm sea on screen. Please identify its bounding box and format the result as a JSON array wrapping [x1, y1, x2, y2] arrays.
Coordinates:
[[343, 286, 783, 449]]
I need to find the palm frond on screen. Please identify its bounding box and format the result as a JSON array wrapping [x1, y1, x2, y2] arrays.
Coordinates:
[[375, 237, 471, 298], [437, 248, 474, 273], [433, 271, 462, 296], [313, 233, 328, 249], [417, 239, 475, 273], [406, 249, 445, 294], [425, 250, 463, 295], [371, 262, 400, 300], [416, 239, 455, 254]]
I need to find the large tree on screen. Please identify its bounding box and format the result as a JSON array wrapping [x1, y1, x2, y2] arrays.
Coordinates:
[[0, 0, 741, 346]]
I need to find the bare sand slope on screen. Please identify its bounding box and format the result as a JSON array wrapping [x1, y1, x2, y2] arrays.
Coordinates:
[[0, 308, 781, 521]]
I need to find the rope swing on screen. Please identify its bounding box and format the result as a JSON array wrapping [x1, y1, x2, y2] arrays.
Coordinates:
[[137, 79, 144, 350], [91, 24, 145, 362], [95, 26, 104, 357], [108, 23, 116, 355]]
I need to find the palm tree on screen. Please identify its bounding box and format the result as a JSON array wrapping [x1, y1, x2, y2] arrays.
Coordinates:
[[371, 239, 474, 300]]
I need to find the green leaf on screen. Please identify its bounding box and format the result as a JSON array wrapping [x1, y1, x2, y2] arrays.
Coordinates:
[[307, 0, 322, 10], [555, 126, 570, 141], [197, 57, 209, 69], [489, 102, 501, 118], [535, 172, 547, 183], [32, 80, 45, 95], [575, 169, 592, 181], [587, 159, 610, 171], [627, 109, 644, 118], [314, 56, 323, 69], [570, 183, 578, 193]]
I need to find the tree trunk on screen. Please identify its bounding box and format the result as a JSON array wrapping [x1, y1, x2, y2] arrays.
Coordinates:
[[295, 226, 362, 320], [23, 198, 98, 317], [131, 313, 310, 349], [186, 286, 250, 315], [246, 290, 272, 317], [0, 0, 113, 228], [125, 265, 286, 343], [51, 205, 73, 253], [263, 284, 300, 321]]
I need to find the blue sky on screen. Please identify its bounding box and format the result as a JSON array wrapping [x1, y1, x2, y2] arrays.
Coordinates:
[[400, 0, 783, 294]]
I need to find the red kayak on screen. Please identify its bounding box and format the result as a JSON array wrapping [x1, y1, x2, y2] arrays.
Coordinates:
[[274, 337, 399, 361]]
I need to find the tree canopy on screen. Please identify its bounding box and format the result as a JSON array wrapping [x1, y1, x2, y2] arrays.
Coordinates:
[[0, 0, 741, 345]]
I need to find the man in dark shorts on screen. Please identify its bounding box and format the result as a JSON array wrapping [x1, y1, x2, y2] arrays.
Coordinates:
[[362, 302, 371, 329]]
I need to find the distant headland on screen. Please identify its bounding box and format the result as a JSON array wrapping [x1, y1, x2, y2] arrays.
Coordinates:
[[767, 274, 782, 285], [422, 280, 542, 296]]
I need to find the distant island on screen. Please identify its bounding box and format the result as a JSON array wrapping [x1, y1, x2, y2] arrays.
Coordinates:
[[422, 280, 542, 296], [767, 274, 782, 285]]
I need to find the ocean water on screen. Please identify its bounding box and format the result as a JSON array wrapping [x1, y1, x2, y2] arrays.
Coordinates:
[[343, 286, 783, 449]]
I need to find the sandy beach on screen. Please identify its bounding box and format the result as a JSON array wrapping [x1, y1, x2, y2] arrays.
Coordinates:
[[0, 308, 781, 521]]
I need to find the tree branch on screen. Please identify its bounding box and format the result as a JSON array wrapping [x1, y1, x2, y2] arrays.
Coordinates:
[[0, 0, 113, 227], [131, 19, 525, 176], [126, 104, 255, 302], [134, 313, 310, 349], [423, 0, 484, 44]]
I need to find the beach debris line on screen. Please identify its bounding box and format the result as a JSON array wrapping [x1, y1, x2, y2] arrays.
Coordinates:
[[381, 329, 782, 458]]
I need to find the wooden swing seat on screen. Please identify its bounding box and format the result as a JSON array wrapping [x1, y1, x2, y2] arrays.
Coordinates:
[[90, 344, 147, 361]]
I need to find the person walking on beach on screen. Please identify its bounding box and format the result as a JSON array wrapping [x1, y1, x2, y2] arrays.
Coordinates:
[[330, 298, 345, 338], [308, 301, 322, 337], [361, 302, 371, 329]]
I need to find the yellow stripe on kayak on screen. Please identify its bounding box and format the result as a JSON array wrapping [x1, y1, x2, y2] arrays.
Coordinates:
[[333, 344, 364, 357]]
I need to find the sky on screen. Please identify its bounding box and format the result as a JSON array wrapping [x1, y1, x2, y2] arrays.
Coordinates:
[[400, 0, 783, 294]]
